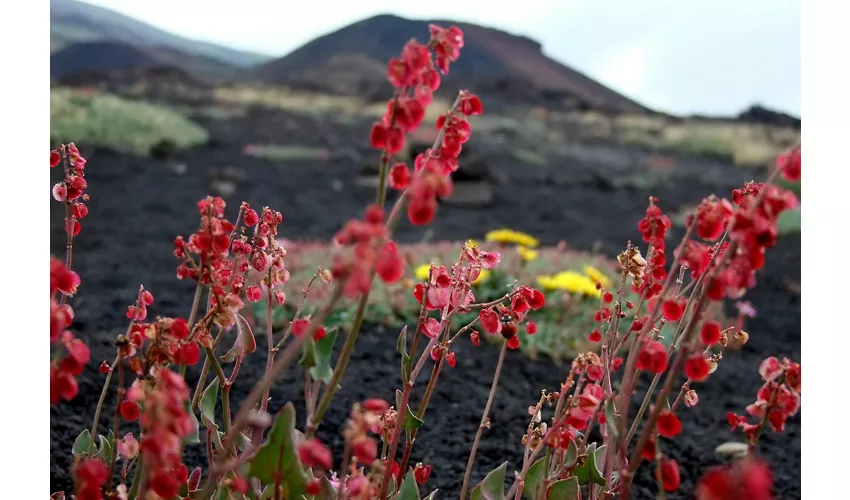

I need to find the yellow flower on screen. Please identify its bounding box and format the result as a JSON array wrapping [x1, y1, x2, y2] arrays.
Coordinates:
[[537, 271, 601, 298], [517, 246, 538, 262], [414, 264, 432, 281], [583, 265, 613, 290], [484, 229, 539, 248], [472, 269, 491, 285]]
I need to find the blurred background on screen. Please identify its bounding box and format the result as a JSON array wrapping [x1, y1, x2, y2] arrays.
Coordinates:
[[49, 0, 801, 495]]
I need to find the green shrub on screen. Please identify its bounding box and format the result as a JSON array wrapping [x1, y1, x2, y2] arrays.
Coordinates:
[[243, 144, 332, 161], [50, 87, 209, 155]]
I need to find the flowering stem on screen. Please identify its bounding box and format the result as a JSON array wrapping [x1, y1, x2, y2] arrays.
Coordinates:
[[190, 327, 224, 411], [378, 381, 413, 500], [225, 287, 343, 452], [255, 269, 276, 443], [89, 355, 120, 450], [749, 376, 783, 453], [274, 270, 320, 351], [105, 356, 125, 491], [459, 340, 508, 500]]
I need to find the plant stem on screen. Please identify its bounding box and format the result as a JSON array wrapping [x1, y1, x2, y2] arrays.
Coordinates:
[[205, 346, 232, 435], [749, 376, 783, 453], [89, 355, 120, 451], [378, 381, 413, 500], [106, 357, 124, 491], [191, 327, 224, 411], [127, 458, 144, 500], [459, 340, 508, 500], [255, 269, 276, 443]]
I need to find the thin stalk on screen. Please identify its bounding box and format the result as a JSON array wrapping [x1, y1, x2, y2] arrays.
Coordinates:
[[748, 376, 783, 453], [310, 94, 465, 436], [205, 347, 232, 435], [460, 341, 509, 500], [378, 381, 413, 499], [89, 355, 120, 451], [127, 459, 144, 500], [255, 268, 276, 443], [105, 357, 125, 491]]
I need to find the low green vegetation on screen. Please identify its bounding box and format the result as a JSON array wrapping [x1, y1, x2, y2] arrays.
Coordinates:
[[243, 144, 332, 161], [50, 87, 209, 155], [249, 233, 724, 361]]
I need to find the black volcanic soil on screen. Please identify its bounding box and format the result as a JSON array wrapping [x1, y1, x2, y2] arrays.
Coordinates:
[[49, 108, 800, 499]]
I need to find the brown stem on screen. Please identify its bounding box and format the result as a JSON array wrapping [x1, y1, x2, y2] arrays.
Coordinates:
[[89, 355, 120, 450], [378, 381, 413, 500], [205, 346, 232, 435], [748, 376, 783, 453], [459, 340, 508, 500]]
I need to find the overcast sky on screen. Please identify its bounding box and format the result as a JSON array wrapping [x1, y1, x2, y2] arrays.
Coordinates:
[[83, 0, 800, 117]]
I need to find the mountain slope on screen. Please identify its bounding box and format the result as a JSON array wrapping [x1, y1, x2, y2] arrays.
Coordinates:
[[50, 0, 270, 67], [249, 14, 649, 114], [50, 41, 237, 83]]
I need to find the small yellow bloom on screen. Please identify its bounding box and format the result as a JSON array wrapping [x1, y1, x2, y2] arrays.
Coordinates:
[[517, 246, 538, 262], [414, 264, 432, 281], [473, 269, 490, 285], [537, 271, 602, 298], [484, 228, 540, 248], [583, 265, 613, 290]]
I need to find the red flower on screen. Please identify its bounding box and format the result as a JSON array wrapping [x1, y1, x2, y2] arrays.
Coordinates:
[[656, 409, 682, 437], [120, 400, 140, 421], [661, 297, 685, 322], [685, 354, 711, 381], [588, 328, 602, 343], [520, 286, 546, 310], [170, 318, 189, 340], [459, 94, 483, 116], [446, 351, 456, 367], [376, 241, 404, 283], [777, 147, 801, 182], [361, 398, 390, 414], [696, 458, 773, 500], [179, 342, 201, 366], [74, 458, 108, 500], [611, 357, 623, 371], [245, 285, 262, 303], [389, 162, 411, 190], [243, 208, 259, 226], [602, 291, 614, 303], [422, 317, 442, 339], [479, 308, 501, 335], [525, 321, 537, 335], [507, 335, 520, 350], [298, 438, 333, 470], [656, 456, 681, 492], [758, 356, 783, 382], [352, 438, 377, 465], [140, 290, 155, 306], [306, 478, 322, 496], [51, 150, 61, 167], [414, 463, 432, 484], [700, 321, 722, 345], [637, 340, 668, 374]]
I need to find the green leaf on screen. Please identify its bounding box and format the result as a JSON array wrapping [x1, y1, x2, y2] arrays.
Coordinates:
[[72, 429, 92, 457], [396, 390, 424, 430], [318, 477, 337, 500], [397, 325, 412, 383], [563, 438, 578, 469], [97, 431, 115, 464], [310, 329, 338, 383], [604, 398, 620, 442], [300, 336, 318, 369], [184, 411, 201, 445], [200, 378, 220, 428], [546, 477, 579, 500], [575, 443, 605, 486], [471, 461, 507, 500], [397, 470, 421, 500], [522, 457, 548, 500], [777, 207, 802, 235], [248, 403, 309, 499], [222, 314, 257, 363], [590, 445, 607, 486], [422, 490, 439, 500]]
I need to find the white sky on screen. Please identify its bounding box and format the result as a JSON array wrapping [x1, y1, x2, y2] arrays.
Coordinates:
[[82, 0, 801, 117]]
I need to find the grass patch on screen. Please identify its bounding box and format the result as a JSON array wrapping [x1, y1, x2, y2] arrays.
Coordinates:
[[50, 87, 208, 155], [214, 85, 449, 123], [243, 144, 332, 161]]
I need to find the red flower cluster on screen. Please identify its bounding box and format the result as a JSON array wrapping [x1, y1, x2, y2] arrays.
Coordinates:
[[343, 400, 388, 467], [776, 144, 801, 182], [728, 357, 801, 443], [51, 144, 90, 235], [406, 94, 482, 226], [689, 195, 734, 242], [134, 369, 194, 498], [635, 197, 671, 298], [299, 438, 333, 470], [73, 458, 108, 500], [479, 286, 545, 349], [50, 258, 90, 405], [636, 339, 668, 374], [332, 205, 404, 298], [655, 456, 680, 492], [564, 383, 603, 431], [696, 457, 773, 500]]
